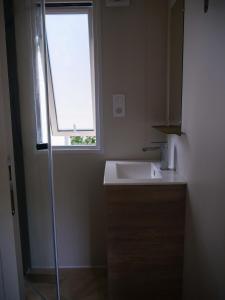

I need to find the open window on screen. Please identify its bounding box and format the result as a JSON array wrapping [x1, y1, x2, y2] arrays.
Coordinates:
[[34, 1, 101, 149]]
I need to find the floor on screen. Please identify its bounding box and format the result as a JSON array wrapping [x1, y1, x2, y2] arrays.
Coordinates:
[[25, 268, 107, 300]]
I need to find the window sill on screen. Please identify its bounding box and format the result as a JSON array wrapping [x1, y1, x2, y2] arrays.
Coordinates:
[[51, 145, 103, 154]]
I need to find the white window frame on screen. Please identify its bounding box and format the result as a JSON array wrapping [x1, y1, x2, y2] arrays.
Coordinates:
[[44, 1, 102, 151]]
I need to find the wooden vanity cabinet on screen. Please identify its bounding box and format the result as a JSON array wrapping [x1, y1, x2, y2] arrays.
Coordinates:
[[105, 184, 186, 300]]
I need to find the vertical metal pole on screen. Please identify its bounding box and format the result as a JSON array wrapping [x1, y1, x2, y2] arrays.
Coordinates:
[[40, 1, 60, 299], [166, 2, 171, 126]]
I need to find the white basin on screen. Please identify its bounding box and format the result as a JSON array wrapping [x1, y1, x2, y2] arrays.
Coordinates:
[[104, 161, 186, 185], [116, 161, 161, 179]]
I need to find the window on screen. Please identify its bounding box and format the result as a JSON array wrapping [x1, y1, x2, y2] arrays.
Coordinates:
[[34, 2, 101, 149]]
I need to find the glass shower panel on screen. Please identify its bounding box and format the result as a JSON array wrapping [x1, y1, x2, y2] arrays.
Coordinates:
[[23, 0, 60, 299]]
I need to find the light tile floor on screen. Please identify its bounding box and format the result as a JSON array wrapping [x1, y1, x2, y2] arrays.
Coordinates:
[[26, 268, 107, 300]]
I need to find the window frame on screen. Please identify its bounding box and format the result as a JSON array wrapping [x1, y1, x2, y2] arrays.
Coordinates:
[[43, 1, 102, 151], [46, 6, 96, 137]]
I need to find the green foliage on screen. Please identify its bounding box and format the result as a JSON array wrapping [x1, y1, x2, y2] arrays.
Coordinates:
[[70, 136, 96, 145]]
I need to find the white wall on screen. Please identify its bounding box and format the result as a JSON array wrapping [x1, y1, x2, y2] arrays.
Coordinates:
[[14, 0, 168, 268], [169, 0, 225, 298]]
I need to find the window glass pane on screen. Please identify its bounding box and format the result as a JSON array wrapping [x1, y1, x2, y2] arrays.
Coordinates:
[[46, 12, 94, 131]]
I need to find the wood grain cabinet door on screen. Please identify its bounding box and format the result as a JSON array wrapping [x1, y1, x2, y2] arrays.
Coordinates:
[[106, 185, 186, 300]]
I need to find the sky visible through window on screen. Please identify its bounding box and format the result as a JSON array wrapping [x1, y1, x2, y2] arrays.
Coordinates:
[[46, 13, 94, 132]]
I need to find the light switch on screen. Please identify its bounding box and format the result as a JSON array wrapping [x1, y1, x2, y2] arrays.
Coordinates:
[[113, 94, 126, 118]]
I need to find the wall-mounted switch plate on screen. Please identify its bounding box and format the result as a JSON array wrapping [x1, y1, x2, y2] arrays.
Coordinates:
[[106, 0, 130, 7], [113, 94, 126, 118]]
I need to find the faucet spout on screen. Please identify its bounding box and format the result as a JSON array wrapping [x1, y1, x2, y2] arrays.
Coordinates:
[[142, 142, 169, 170]]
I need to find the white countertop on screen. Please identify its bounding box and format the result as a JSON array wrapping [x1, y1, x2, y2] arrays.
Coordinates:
[[104, 160, 186, 186]]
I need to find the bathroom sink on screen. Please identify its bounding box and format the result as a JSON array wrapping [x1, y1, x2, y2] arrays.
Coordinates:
[[104, 161, 186, 185], [116, 161, 161, 179]]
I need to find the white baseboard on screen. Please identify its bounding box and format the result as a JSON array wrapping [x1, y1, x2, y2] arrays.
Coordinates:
[[30, 265, 107, 270]]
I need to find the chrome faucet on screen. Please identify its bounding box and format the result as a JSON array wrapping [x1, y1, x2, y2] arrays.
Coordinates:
[[142, 142, 169, 170]]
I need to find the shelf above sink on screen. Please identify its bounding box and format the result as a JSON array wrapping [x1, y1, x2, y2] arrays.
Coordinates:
[[152, 125, 183, 136]]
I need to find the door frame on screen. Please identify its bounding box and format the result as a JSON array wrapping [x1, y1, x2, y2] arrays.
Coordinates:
[[0, 0, 24, 298]]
